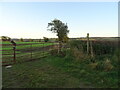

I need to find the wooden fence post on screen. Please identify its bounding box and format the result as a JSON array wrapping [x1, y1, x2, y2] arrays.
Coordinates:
[[87, 33, 89, 55], [13, 46, 16, 63]]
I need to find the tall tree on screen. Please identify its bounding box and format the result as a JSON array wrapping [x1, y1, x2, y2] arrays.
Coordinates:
[[47, 19, 69, 53]]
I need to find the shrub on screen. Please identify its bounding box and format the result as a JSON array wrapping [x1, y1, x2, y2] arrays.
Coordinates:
[[67, 40, 88, 61], [92, 40, 118, 55], [68, 40, 86, 52]]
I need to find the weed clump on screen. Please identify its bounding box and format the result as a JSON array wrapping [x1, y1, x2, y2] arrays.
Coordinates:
[[103, 59, 114, 71], [89, 58, 114, 71]]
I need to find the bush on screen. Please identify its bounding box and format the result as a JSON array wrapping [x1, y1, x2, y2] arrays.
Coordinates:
[[67, 40, 88, 62], [68, 40, 86, 52], [92, 40, 118, 55]]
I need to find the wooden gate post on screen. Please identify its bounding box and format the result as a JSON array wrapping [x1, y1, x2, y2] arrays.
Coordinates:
[[87, 33, 89, 55], [13, 46, 16, 63]]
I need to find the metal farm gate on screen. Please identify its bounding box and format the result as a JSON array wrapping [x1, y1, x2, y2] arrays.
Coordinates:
[[1, 42, 58, 66]]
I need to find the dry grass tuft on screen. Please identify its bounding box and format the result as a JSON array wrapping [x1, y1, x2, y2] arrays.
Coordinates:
[[89, 62, 98, 69], [71, 47, 87, 61], [104, 59, 113, 71]]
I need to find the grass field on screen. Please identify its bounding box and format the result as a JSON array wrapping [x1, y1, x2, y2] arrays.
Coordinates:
[[2, 41, 55, 50], [1, 39, 119, 88], [2, 55, 118, 88], [2, 55, 93, 88]]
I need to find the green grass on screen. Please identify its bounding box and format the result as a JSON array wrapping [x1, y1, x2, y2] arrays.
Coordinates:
[[2, 42, 55, 50], [2, 41, 42, 44], [2, 54, 118, 88], [2, 40, 118, 88], [45, 55, 118, 88], [2, 55, 93, 88]]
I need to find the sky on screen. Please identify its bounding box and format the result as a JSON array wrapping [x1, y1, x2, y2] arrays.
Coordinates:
[[0, 1, 118, 39]]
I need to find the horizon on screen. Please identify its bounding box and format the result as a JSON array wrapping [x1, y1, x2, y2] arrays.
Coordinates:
[[0, 2, 118, 39], [0, 35, 119, 39]]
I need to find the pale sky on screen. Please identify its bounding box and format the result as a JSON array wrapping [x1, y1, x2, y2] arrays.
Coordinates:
[[0, 1, 118, 39]]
